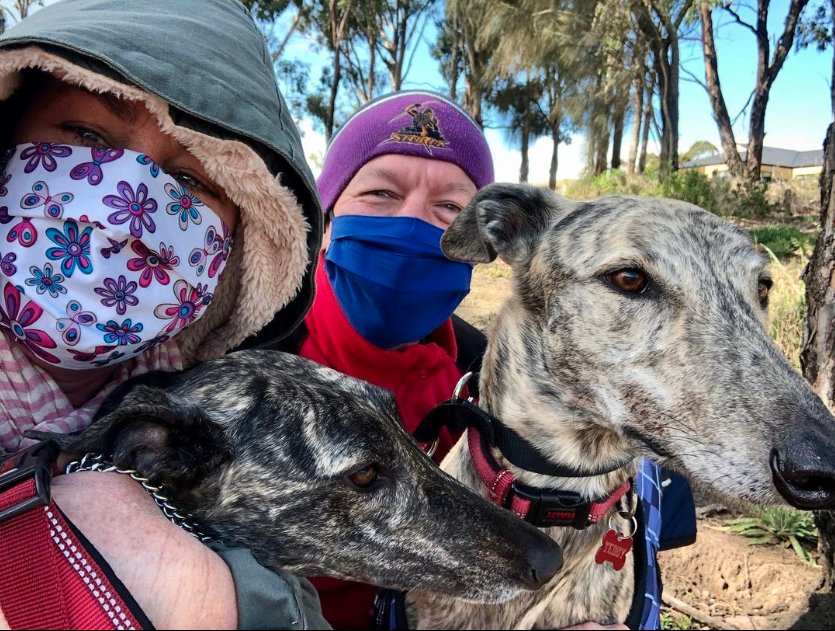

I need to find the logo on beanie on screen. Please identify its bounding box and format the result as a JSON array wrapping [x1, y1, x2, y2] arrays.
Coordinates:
[[381, 102, 450, 155]]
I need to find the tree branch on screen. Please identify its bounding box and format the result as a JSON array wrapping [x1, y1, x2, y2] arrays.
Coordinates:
[[403, 10, 431, 82], [766, 0, 811, 85], [0, 5, 19, 23], [720, 4, 759, 37], [272, 10, 301, 62], [680, 65, 709, 90], [673, 0, 696, 30], [731, 89, 755, 126]]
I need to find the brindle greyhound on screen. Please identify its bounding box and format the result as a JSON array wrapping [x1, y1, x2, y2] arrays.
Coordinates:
[[31, 351, 563, 605], [408, 184, 835, 629]]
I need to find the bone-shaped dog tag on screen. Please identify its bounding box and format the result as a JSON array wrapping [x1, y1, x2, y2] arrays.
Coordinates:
[[594, 528, 633, 571]]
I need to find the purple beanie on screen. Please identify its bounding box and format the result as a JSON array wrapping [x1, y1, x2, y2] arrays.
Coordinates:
[[317, 91, 495, 213]]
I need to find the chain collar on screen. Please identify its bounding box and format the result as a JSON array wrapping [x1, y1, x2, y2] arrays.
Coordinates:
[[65, 453, 214, 544]]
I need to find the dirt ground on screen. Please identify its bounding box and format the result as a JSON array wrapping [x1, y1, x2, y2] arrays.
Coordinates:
[[458, 261, 835, 630], [660, 522, 834, 630]]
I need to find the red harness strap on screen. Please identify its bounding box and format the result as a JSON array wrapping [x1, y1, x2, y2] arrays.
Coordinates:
[[0, 447, 150, 630], [467, 427, 631, 527]]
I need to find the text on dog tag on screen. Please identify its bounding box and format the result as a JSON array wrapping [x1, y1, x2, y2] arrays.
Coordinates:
[[594, 528, 633, 571]]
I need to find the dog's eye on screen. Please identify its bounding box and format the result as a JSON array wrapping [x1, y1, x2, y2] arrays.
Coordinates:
[[606, 269, 649, 294], [347, 464, 380, 490], [758, 278, 772, 305]]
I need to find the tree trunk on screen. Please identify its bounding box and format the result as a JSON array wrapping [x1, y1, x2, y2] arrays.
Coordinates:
[[744, 0, 810, 179], [392, 8, 408, 90], [639, 72, 655, 174], [668, 34, 681, 171], [549, 124, 560, 190], [831, 0, 835, 114], [368, 41, 376, 102], [595, 126, 610, 176], [520, 121, 530, 183], [653, 46, 672, 177], [611, 97, 626, 172], [327, 46, 341, 141], [628, 71, 645, 174], [700, 3, 747, 178], [801, 123, 835, 589], [465, 72, 483, 127], [449, 14, 460, 101]]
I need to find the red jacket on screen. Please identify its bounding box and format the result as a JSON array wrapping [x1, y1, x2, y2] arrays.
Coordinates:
[[300, 260, 465, 629]]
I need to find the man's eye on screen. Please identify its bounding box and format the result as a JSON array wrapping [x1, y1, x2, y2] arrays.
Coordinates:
[[369, 190, 393, 198], [443, 203, 463, 213]]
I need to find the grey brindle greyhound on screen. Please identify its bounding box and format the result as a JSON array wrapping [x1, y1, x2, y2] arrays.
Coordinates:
[[31, 352, 564, 605], [407, 184, 835, 629]]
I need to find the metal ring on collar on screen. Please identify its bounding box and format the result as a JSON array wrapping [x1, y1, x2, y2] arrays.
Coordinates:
[[618, 486, 639, 520], [424, 371, 476, 459], [453, 371, 474, 400], [608, 512, 639, 539]]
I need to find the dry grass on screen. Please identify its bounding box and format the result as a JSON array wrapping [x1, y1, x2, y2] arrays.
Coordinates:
[[764, 249, 807, 369]]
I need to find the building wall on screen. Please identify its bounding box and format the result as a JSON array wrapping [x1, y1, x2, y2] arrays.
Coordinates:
[[761, 165, 795, 180], [685, 163, 823, 181], [704, 164, 729, 178], [792, 165, 824, 180]]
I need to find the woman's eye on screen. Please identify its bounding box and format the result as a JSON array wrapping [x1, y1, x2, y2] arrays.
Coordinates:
[[70, 127, 105, 147], [174, 173, 206, 194]]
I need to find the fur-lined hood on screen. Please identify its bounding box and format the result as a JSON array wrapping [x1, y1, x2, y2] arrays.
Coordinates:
[[0, 0, 322, 364]]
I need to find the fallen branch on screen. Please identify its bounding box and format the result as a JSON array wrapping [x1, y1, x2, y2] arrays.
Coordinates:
[[661, 591, 740, 630]]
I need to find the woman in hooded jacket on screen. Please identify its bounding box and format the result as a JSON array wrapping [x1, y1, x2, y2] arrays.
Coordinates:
[[0, 0, 329, 628]]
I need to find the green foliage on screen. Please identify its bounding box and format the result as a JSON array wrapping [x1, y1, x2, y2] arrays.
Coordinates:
[[798, 2, 833, 52], [660, 611, 693, 631], [725, 507, 818, 564], [659, 170, 719, 214], [565, 170, 657, 198], [749, 226, 817, 259], [681, 140, 719, 163], [727, 178, 782, 219], [241, 0, 295, 22]]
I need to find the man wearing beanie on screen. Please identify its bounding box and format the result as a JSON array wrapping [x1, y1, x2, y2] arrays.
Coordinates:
[[273, 90, 695, 631], [270, 91, 493, 629]]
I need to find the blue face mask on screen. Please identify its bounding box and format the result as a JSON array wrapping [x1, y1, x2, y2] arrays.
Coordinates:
[[325, 215, 473, 349]]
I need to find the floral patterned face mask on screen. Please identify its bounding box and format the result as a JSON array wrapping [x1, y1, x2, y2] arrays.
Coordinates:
[[0, 143, 232, 369]]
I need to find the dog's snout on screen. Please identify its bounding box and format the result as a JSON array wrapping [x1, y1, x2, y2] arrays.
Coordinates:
[[771, 430, 835, 510], [520, 530, 563, 589]]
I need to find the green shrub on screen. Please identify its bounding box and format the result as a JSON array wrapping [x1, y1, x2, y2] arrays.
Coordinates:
[[728, 178, 782, 218], [660, 611, 693, 631], [659, 170, 718, 214], [724, 507, 818, 564], [749, 226, 816, 259]]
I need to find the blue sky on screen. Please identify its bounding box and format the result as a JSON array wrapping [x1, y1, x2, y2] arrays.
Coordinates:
[[10, 0, 834, 182], [280, 0, 833, 182]]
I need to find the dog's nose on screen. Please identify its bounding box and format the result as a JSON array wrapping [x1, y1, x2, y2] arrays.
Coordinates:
[[771, 430, 835, 510], [522, 536, 563, 589]]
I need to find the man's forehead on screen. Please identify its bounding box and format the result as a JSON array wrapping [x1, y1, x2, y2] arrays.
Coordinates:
[[354, 155, 476, 192]]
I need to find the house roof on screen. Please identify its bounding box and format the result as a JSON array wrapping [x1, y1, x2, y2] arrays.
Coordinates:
[[683, 147, 824, 169]]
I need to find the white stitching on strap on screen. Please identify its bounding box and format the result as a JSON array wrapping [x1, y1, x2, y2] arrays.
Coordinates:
[[490, 469, 511, 501], [46, 507, 135, 630]]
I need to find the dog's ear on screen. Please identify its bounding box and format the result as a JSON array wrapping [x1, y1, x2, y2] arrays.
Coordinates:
[[442, 184, 572, 267], [27, 385, 230, 487]]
